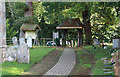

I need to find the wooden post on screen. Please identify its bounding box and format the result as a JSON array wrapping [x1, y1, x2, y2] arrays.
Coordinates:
[[77, 29, 80, 47], [80, 28, 83, 45], [62, 30, 67, 47], [53, 31, 54, 42], [77, 29, 83, 46], [0, 1, 7, 63]]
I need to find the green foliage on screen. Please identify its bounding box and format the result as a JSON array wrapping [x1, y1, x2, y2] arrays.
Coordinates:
[[82, 46, 114, 75], [91, 2, 120, 41], [15, 16, 39, 26], [2, 47, 55, 75], [6, 2, 120, 42], [6, 19, 18, 39], [6, 2, 29, 37]]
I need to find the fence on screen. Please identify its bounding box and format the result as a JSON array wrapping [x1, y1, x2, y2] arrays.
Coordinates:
[[6, 37, 53, 46], [38, 38, 53, 46], [6, 37, 12, 45]]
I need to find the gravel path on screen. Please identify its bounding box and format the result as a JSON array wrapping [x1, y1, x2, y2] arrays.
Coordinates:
[[43, 48, 76, 76]]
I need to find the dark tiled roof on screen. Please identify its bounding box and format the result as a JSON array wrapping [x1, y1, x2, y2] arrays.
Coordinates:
[[20, 24, 41, 31], [56, 18, 83, 29]]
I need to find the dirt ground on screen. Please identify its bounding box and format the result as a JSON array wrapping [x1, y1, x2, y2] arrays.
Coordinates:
[[22, 47, 64, 75], [69, 48, 95, 76]]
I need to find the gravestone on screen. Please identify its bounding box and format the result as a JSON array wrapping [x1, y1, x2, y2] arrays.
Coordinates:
[[27, 36, 32, 48], [17, 43, 29, 63], [12, 37, 18, 48], [6, 46, 17, 62], [19, 38, 25, 45], [93, 39, 100, 45], [113, 39, 120, 49]]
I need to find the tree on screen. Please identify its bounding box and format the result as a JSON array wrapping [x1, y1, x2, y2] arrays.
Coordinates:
[[6, 19, 18, 40], [41, 2, 120, 44], [6, 2, 28, 37]]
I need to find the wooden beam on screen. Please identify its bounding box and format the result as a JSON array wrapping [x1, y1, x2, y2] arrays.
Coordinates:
[[56, 27, 82, 29]]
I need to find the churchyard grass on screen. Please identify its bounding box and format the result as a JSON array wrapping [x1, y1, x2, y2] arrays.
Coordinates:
[[2, 47, 55, 75], [76, 45, 115, 75], [83, 45, 114, 75]]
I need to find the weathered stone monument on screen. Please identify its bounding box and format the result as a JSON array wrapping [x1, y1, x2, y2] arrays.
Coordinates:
[[27, 36, 32, 48], [12, 37, 18, 48], [17, 43, 29, 63], [19, 38, 25, 45], [113, 39, 120, 49], [6, 46, 17, 62]]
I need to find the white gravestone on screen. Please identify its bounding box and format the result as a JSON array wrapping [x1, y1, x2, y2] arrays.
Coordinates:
[[27, 36, 32, 48], [6, 46, 17, 62], [12, 37, 18, 48], [19, 38, 25, 45], [113, 39, 120, 49], [17, 43, 29, 63]]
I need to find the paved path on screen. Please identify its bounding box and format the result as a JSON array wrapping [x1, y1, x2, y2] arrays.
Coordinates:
[[43, 48, 76, 76]]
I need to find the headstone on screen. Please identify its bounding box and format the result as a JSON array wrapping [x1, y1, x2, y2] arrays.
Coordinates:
[[113, 39, 120, 49], [93, 39, 100, 45], [17, 43, 29, 63], [12, 37, 18, 48], [6, 46, 17, 62], [27, 36, 32, 48], [19, 38, 25, 45]]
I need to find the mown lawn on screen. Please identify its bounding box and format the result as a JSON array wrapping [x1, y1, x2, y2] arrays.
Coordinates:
[[76, 45, 115, 75], [2, 47, 55, 75]]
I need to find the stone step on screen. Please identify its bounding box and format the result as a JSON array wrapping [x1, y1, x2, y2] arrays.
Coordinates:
[[104, 65, 112, 67], [104, 71, 113, 74], [103, 69, 111, 71]]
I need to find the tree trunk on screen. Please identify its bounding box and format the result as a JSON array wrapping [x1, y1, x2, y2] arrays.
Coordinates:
[[24, 2, 33, 17], [82, 4, 92, 45]]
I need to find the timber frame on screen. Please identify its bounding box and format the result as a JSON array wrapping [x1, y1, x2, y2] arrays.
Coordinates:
[[56, 18, 83, 47]]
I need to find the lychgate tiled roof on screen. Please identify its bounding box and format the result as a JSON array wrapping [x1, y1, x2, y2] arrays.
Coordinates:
[[56, 18, 83, 29], [20, 24, 41, 31]]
